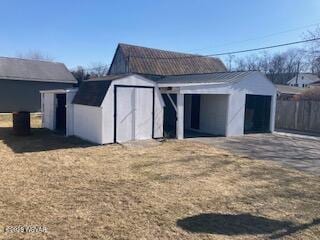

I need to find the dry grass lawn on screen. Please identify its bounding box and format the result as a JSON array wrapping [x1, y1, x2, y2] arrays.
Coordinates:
[[0, 114, 319, 240]]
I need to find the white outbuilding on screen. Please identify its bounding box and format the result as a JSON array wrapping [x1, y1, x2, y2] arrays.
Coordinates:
[[155, 71, 277, 139], [40, 72, 277, 144], [40, 88, 78, 136], [41, 74, 164, 144]]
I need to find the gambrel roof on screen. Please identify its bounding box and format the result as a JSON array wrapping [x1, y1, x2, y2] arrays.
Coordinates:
[[108, 43, 227, 76], [72, 74, 130, 106]]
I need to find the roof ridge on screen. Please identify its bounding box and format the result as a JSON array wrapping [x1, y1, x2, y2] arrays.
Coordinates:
[[158, 70, 258, 77], [118, 43, 220, 59], [87, 73, 133, 82], [0, 57, 76, 83], [111, 43, 227, 75], [0, 56, 63, 65]]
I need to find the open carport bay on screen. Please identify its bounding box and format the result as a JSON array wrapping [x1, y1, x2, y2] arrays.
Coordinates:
[[184, 94, 229, 137]]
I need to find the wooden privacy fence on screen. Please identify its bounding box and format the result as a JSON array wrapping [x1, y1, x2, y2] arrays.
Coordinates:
[[276, 100, 320, 133]]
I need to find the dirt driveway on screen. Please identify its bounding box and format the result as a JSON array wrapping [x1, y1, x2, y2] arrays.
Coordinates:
[[191, 133, 320, 175]]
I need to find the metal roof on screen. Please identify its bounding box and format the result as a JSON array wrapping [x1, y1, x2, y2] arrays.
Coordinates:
[[109, 43, 227, 76], [287, 73, 320, 84], [0, 57, 77, 83], [73, 72, 266, 107], [155, 71, 257, 86], [88, 73, 132, 82]]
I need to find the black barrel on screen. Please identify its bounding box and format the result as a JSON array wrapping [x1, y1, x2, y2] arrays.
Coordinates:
[[13, 112, 31, 136]]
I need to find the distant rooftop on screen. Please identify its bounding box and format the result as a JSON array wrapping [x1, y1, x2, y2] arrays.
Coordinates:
[[0, 57, 77, 83], [276, 84, 305, 95]]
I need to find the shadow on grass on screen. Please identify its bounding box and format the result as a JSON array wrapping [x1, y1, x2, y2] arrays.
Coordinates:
[[177, 213, 320, 239], [0, 127, 95, 153]]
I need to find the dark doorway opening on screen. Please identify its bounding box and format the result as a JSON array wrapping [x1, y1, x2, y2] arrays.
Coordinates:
[[162, 94, 177, 138], [190, 94, 200, 129], [55, 94, 66, 134], [244, 94, 271, 134]]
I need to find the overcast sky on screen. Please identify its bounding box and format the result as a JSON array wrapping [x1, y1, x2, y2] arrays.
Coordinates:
[[0, 0, 319, 69]]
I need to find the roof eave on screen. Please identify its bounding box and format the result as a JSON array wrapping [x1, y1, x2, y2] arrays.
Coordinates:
[[0, 76, 77, 84], [157, 82, 231, 88]]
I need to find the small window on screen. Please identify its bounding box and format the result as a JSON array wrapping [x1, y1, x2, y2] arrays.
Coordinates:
[[301, 76, 304, 80]]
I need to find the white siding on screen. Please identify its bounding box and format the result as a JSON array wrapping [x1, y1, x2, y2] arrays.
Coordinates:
[[73, 104, 103, 144], [226, 91, 246, 136], [42, 93, 55, 130], [180, 72, 277, 137], [41, 89, 77, 135], [176, 93, 184, 139], [199, 94, 228, 136], [226, 72, 277, 136], [66, 91, 77, 136]]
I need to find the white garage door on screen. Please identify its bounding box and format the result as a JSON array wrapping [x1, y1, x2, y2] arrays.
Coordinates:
[[116, 87, 153, 143]]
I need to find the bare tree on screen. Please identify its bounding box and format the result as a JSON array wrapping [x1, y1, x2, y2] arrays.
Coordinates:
[[71, 66, 90, 85], [304, 26, 320, 76], [231, 48, 307, 84], [235, 58, 247, 71], [305, 26, 320, 50], [224, 26, 320, 83], [225, 54, 235, 71], [88, 62, 109, 78], [16, 50, 54, 61]]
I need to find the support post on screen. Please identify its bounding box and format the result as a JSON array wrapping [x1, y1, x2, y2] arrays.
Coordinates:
[[176, 93, 184, 139], [270, 95, 277, 133]]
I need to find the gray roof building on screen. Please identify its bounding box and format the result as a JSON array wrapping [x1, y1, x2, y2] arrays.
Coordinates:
[[0, 57, 76, 83], [276, 84, 305, 95], [0, 57, 76, 113]]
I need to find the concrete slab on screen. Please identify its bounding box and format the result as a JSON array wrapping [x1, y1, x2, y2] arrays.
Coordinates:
[[188, 133, 320, 175]]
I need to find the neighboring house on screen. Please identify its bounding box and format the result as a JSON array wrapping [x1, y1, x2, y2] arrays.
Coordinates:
[[0, 57, 77, 113], [287, 73, 320, 88], [276, 84, 305, 100], [41, 44, 277, 144]]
